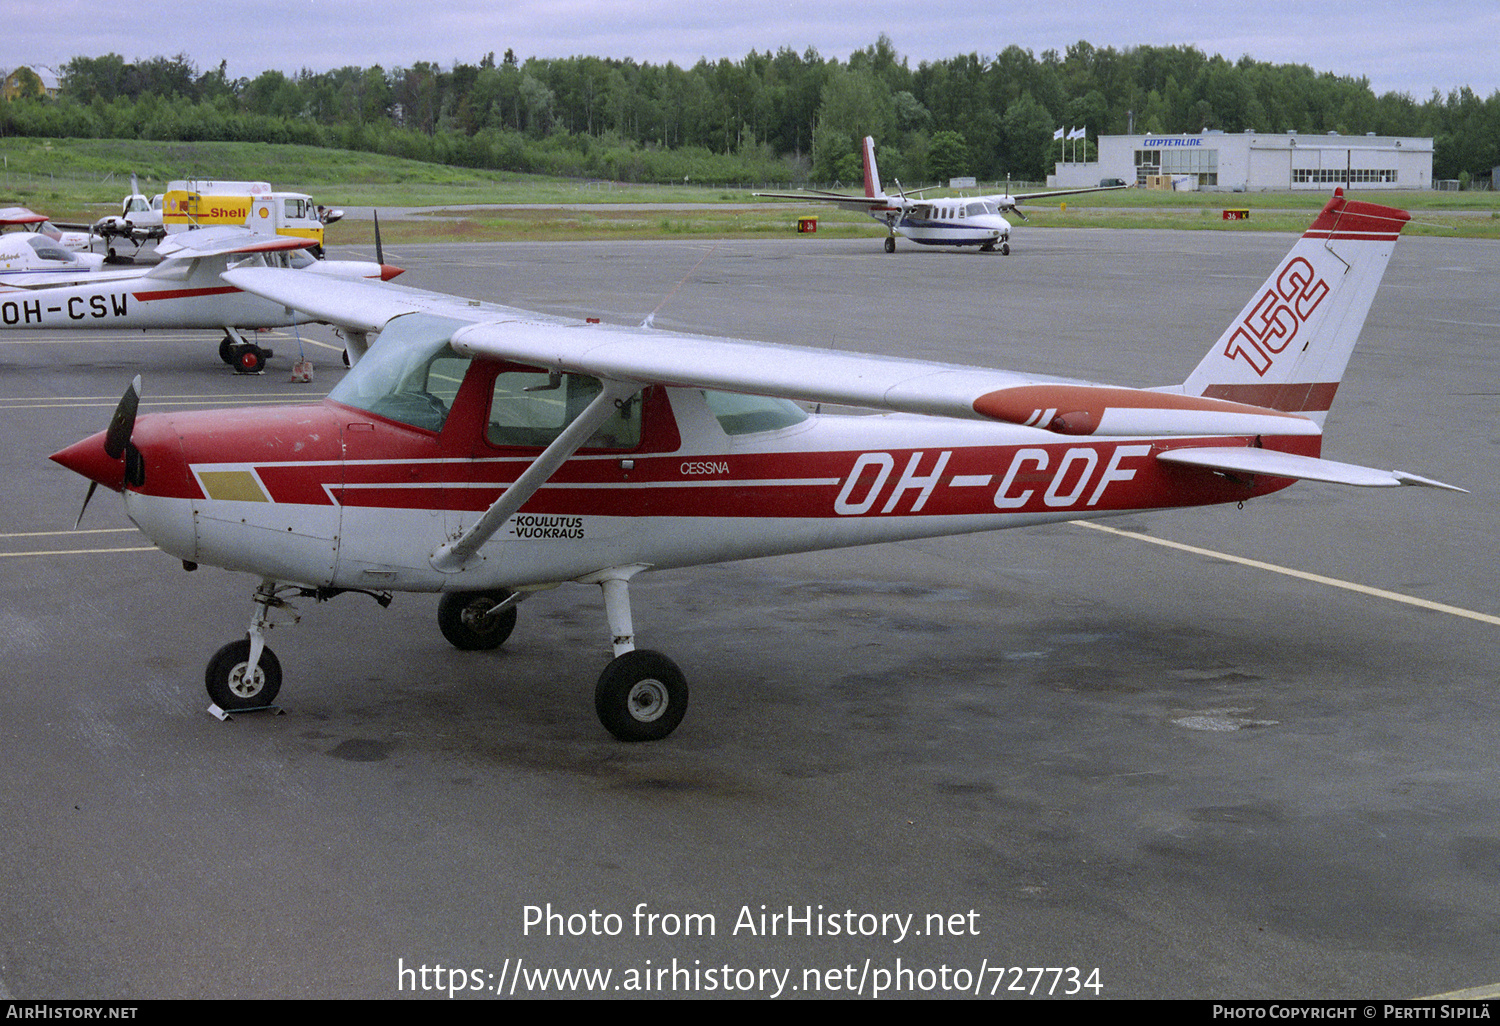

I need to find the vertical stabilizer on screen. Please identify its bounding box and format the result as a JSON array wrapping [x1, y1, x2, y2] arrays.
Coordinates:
[[1180, 190, 1409, 426], [861, 136, 884, 199]]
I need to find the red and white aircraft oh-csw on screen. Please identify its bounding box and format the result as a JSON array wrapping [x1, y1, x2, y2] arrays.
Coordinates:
[[0, 224, 402, 372], [51, 190, 1462, 741]]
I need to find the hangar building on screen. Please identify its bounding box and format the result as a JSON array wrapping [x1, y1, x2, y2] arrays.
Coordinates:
[[1049, 131, 1433, 192]]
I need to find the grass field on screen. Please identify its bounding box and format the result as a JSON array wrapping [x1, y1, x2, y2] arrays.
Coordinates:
[[4, 137, 1497, 243]]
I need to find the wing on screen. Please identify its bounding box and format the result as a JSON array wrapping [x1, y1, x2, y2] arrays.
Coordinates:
[[0, 207, 48, 226], [222, 266, 542, 335], [223, 267, 1319, 440], [1008, 183, 1131, 205], [155, 226, 317, 261]]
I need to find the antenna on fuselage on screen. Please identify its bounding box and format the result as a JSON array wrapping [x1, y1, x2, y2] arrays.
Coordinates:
[[640, 240, 720, 330]]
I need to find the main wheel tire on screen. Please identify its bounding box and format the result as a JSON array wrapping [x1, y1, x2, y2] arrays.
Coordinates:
[[595, 650, 688, 742], [205, 639, 282, 710], [219, 337, 236, 365], [438, 591, 518, 651]]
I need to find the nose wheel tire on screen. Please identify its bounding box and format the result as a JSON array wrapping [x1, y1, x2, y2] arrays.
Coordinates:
[[884, 236, 896, 253], [205, 639, 282, 710], [438, 590, 518, 650], [595, 650, 688, 742]]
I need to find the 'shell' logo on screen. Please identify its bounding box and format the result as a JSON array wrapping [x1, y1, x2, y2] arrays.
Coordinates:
[[1223, 256, 1330, 375]]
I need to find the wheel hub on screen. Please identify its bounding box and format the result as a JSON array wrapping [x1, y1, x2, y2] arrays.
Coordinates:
[[228, 662, 264, 699], [627, 679, 667, 722]]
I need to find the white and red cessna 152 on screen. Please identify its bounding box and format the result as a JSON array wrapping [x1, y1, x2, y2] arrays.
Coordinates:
[[51, 190, 1460, 741]]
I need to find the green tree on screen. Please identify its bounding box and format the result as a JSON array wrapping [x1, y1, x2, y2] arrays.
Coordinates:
[[927, 129, 969, 181]]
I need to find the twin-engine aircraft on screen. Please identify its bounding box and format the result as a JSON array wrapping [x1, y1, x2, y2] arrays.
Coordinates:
[[51, 190, 1460, 741], [91, 175, 167, 257], [756, 136, 1126, 253], [0, 224, 402, 371]]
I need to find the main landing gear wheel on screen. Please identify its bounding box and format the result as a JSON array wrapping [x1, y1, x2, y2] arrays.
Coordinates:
[[235, 345, 269, 374], [205, 638, 282, 710], [219, 331, 272, 372], [884, 236, 896, 253], [438, 590, 518, 650], [595, 650, 688, 742]]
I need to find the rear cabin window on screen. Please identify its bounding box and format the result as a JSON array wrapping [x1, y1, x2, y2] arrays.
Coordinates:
[[487, 370, 642, 450], [701, 390, 808, 435]]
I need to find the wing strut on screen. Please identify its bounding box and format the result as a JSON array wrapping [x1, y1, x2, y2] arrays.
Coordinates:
[[429, 378, 641, 573]]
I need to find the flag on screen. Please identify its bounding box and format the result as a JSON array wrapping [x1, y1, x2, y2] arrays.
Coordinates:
[[1068, 127, 1087, 141], [1053, 127, 1065, 141]]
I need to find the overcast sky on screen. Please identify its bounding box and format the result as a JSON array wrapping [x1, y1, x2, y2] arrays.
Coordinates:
[[8, 0, 1497, 101]]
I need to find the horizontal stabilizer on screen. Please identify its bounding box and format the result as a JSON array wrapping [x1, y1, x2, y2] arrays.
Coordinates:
[[1157, 446, 1466, 491], [752, 190, 896, 214]]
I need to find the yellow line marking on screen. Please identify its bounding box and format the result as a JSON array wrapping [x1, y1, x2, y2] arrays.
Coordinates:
[[0, 528, 136, 539], [0, 392, 324, 402], [1424, 983, 1500, 999], [0, 546, 157, 558], [3, 397, 327, 410], [1074, 520, 1500, 627]]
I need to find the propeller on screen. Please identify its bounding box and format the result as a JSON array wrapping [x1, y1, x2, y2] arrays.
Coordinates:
[[74, 376, 141, 527], [103, 375, 142, 459], [374, 209, 384, 266]]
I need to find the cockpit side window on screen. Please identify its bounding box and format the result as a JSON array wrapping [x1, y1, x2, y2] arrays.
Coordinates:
[[486, 370, 642, 450]]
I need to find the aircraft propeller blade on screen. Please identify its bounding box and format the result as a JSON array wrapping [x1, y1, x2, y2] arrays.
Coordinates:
[[374, 210, 385, 266], [103, 375, 142, 460], [73, 481, 99, 531]]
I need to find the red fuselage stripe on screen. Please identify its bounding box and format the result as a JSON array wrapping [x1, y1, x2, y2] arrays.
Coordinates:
[[133, 285, 241, 302]]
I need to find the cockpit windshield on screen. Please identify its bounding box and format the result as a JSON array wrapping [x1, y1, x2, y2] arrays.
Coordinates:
[[26, 236, 72, 262], [328, 313, 473, 432]]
